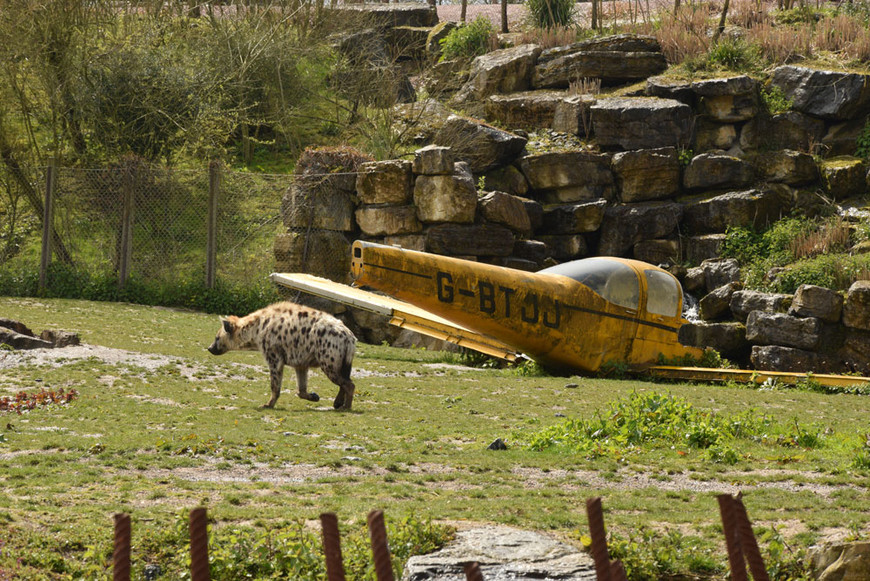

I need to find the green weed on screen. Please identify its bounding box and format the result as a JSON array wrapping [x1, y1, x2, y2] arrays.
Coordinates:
[[439, 17, 496, 62]]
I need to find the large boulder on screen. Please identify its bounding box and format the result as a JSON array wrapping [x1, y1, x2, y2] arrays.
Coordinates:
[[533, 34, 666, 88], [683, 153, 754, 191], [538, 234, 588, 260], [746, 311, 821, 350], [403, 525, 596, 580], [694, 119, 738, 152], [699, 282, 741, 321], [682, 187, 789, 234], [752, 150, 819, 185], [355, 205, 422, 237], [413, 145, 455, 176], [413, 162, 477, 223], [822, 116, 870, 156], [842, 280, 870, 330], [519, 151, 614, 203], [678, 321, 748, 358], [337, 3, 438, 28], [553, 94, 596, 136], [433, 115, 528, 173], [356, 160, 413, 204], [789, 284, 843, 323], [634, 238, 681, 265], [730, 290, 792, 322], [541, 200, 608, 235], [684, 234, 726, 265], [809, 541, 870, 581], [597, 202, 683, 256], [591, 97, 692, 151], [426, 223, 516, 257], [484, 90, 567, 132], [739, 111, 826, 153], [452, 44, 542, 105], [611, 147, 680, 202], [481, 165, 530, 197], [423, 60, 470, 97], [692, 75, 760, 122], [819, 156, 868, 200], [479, 191, 532, 235], [770, 66, 870, 121], [751, 345, 821, 373]]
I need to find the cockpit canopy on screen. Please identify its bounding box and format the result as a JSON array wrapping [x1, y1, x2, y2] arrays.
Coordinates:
[[539, 257, 683, 317]]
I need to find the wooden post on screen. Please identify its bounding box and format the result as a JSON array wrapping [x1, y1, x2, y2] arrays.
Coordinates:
[[717, 495, 749, 581], [460, 0, 467, 22], [501, 0, 508, 33], [38, 160, 56, 292], [189, 507, 210, 581], [733, 497, 770, 581], [113, 513, 131, 581], [320, 513, 347, 581], [118, 164, 135, 289], [367, 510, 395, 581], [585, 497, 612, 581], [206, 161, 220, 289]]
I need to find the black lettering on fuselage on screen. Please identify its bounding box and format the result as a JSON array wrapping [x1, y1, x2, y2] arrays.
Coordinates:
[[436, 272, 453, 302], [479, 281, 495, 314]]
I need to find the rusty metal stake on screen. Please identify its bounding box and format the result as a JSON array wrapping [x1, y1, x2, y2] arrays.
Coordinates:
[[585, 497, 612, 581], [464, 561, 485, 581], [189, 507, 210, 581], [734, 497, 770, 581], [367, 509, 395, 581], [717, 495, 748, 581], [320, 513, 347, 581], [113, 513, 131, 581]]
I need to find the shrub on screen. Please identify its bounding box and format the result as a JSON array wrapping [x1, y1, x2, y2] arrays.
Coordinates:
[[760, 85, 794, 115], [526, 0, 576, 30], [439, 16, 496, 61], [706, 36, 763, 72]]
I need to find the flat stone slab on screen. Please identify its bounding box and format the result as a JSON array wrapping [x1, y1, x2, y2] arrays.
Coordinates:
[[402, 525, 596, 580]]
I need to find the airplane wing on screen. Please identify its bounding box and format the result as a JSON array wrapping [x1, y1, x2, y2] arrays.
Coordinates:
[[270, 273, 522, 362]]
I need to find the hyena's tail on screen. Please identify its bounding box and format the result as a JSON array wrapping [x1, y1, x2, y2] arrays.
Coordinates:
[[340, 332, 356, 380]]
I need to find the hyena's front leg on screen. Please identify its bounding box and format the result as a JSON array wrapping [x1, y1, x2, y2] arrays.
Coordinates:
[[294, 367, 320, 402], [265, 352, 283, 408]]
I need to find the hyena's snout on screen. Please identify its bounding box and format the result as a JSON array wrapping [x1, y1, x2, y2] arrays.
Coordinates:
[[207, 340, 225, 355]]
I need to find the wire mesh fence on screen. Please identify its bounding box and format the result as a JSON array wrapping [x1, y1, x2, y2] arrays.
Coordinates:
[[0, 161, 355, 302]]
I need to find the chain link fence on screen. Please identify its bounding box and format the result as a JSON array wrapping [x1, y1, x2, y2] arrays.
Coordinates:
[[0, 162, 355, 302]]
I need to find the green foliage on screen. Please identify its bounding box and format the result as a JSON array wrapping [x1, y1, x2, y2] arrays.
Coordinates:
[[719, 216, 867, 293], [851, 434, 870, 469], [856, 120, 870, 159], [677, 148, 694, 168], [439, 16, 495, 61], [526, 0, 577, 29], [607, 528, 722, 580], [707, 37, 763, 72], [523, 391, 827, 460], [0, 262, 279, 315], [761, 85, 795, 115], [775, 5, 823, 25]]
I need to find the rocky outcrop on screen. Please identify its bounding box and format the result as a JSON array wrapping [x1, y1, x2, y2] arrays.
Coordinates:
[[434, 115, 527, 173], [809, 541, 870, 581], [519, 151, 614, 203], [591, 97, 692, 151], [533, 34, 666, 88], [402, 525, 596, 580], [452, 44, 542, 105], [1, 319, 80, 350], [770, 66, 870, 121]]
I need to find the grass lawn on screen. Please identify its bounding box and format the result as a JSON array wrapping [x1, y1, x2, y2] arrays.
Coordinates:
[[1, 297, 869, 579]]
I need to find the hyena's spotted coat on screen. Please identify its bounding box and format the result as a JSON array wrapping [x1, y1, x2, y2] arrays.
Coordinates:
[[207, 302, 357, 410]]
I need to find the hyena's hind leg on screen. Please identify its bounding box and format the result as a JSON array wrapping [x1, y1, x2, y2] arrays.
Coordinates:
[[265, 351, 284, 409], [294, 367, 320, 402], [323, 357, 355, 411]]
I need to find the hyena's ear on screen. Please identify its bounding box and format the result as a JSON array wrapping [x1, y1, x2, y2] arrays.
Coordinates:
[[220, 316, 238, 335]]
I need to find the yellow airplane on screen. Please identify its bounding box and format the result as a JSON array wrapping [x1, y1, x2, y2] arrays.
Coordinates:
[[273, 240, 702, 374], [271, 240, 870, 389]]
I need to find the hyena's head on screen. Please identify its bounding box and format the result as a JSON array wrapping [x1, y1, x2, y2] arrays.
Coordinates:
[[207, 316, 239, 355]]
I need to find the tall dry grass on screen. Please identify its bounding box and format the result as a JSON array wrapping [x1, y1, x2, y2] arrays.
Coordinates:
[[655, 5, 713, 63], [745, 21, 813, 64], [813, 14, 870, 60], [790, 217, 852, 260]]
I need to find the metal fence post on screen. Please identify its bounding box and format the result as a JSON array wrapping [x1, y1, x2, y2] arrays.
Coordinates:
[[189, 507, 210, 581], [367, 510, 395, 581], [113, 513, 131, 581], [118, 164, 135, 289], [320, 512, 347, 581], [206, 161, 220, 289], [38, 160, 56, 292]]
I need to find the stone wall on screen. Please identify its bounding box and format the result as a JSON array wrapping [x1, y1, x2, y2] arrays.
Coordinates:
[[277, 33, 870, 372]]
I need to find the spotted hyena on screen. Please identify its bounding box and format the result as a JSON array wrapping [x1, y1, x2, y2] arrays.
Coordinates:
[[207, 302, 357, 410]]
